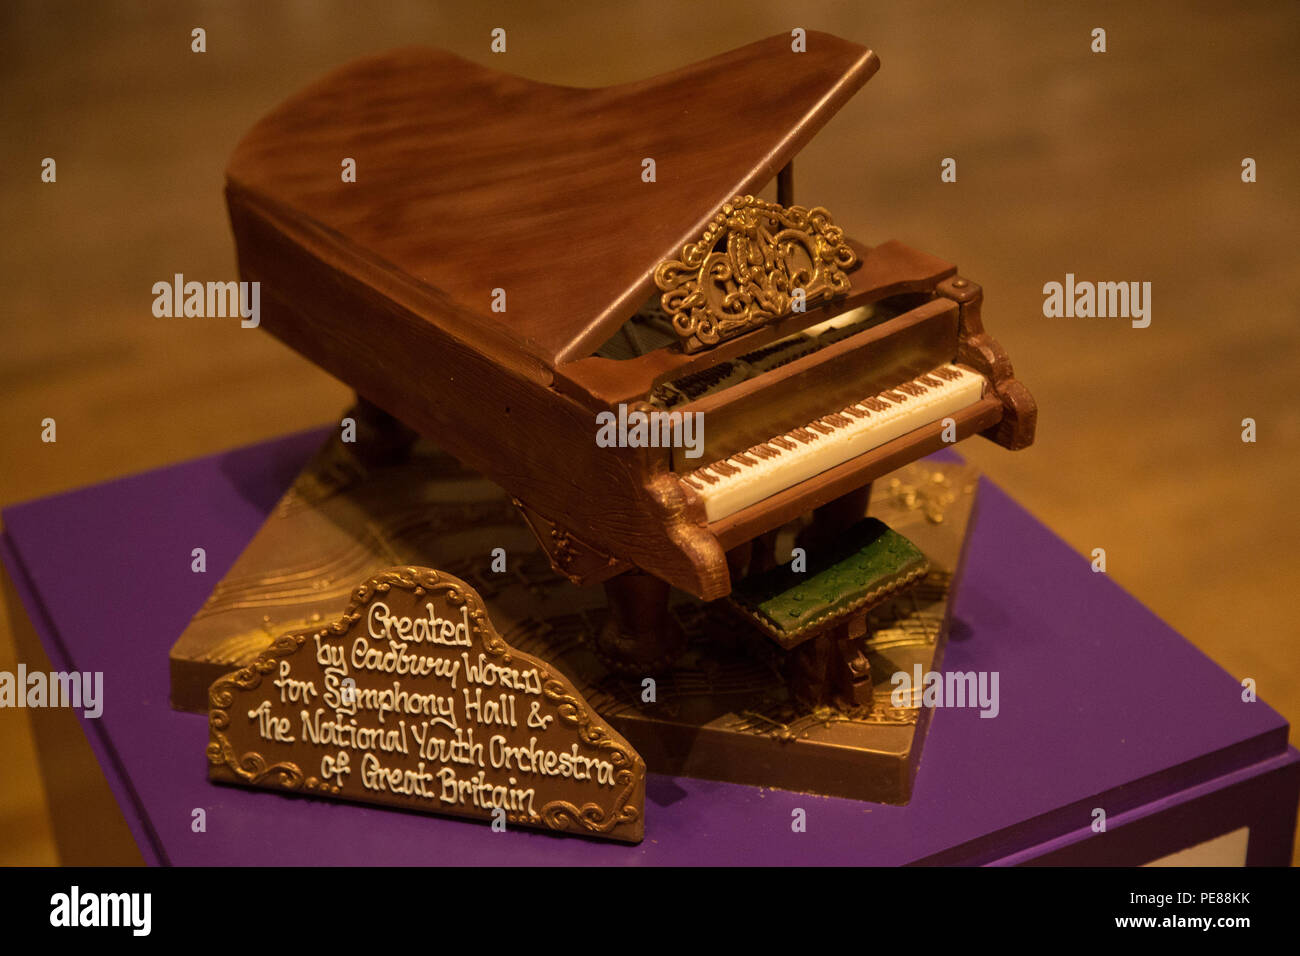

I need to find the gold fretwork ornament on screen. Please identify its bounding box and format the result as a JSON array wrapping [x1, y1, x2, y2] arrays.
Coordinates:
[[654, 195, 858, 352]]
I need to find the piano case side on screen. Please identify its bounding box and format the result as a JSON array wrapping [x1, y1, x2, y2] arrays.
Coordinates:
[[224, 188, 731, 601], [936, 275, 1038, 450]]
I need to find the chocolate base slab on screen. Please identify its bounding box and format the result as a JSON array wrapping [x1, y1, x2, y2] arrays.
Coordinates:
[[171, 433, 980, 804]]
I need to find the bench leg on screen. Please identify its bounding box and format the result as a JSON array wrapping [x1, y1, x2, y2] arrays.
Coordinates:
[[787, 615, 873, 710]]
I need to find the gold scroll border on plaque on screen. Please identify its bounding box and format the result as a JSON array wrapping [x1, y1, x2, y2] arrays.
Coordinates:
[[206, 566, 645, 840], [654, 195, 858, 353]]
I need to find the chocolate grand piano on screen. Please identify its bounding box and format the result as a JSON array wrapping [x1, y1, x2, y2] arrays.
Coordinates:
[[223, 32, 1035, 707]]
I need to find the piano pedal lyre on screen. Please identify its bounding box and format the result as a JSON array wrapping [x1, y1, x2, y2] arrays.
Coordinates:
[[796, 484, 873, 557], [731, 480, 874, 594]]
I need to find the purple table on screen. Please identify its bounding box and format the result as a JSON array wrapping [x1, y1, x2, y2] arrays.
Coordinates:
[[3, 430, 1296, 865]]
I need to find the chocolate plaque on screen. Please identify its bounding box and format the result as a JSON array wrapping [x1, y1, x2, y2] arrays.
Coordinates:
[[207, 566, 645, 843]]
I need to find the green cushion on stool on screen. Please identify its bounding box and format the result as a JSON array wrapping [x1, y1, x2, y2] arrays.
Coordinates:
[[730, 517, 929, 648]]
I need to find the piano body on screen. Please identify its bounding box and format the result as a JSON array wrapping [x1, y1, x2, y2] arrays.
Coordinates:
[[224, 32, 1035, 701]]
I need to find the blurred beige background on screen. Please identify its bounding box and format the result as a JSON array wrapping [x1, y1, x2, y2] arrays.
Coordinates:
[[1, 0, 1297, 864]]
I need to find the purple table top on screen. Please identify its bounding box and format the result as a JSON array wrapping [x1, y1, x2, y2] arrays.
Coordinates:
[[2, 430, 1291, 865]]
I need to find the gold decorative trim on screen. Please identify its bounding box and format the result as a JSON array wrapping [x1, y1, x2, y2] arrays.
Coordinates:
[[654, 195, 858, 352], [510, 498, 630, 586]]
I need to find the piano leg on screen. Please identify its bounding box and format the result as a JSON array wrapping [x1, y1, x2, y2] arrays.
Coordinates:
[[347, 394, 419, 464], [594, 571, 688, 673], [797, 483, 872, 555], [787, 613, 873, 710]]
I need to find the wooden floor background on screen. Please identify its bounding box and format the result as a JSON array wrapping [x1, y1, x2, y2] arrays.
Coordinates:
[[2, 1, 1297, 864]]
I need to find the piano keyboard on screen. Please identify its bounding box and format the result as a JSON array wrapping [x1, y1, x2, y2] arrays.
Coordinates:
[[679, 364, 985, 521]]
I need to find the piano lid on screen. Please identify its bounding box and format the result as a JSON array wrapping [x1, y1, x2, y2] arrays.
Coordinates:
[[226, 32, 879, 368]]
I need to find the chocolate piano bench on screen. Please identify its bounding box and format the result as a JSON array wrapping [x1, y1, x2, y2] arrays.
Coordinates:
[[729, 517, 929, 708]]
